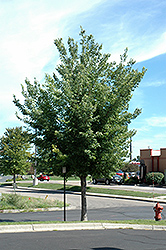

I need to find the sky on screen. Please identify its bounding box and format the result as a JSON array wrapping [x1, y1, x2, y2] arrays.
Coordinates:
[[0, 0, 166, 158]]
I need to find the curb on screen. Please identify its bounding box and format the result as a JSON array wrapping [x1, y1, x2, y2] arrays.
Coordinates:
[[0, 205, 76, 214], [0, 222, 166, 233], [86, 192, 166, 204]]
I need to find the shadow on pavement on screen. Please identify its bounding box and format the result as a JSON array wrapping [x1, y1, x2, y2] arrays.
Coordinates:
[[0, 219, 15, 223], [92, 248, 122, 250]]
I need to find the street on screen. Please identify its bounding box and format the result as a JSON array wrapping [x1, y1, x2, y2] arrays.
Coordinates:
[[0, 229, 166, 250], [0, 203, 156, 223]]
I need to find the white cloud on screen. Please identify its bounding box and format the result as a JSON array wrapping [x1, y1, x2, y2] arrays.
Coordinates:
[[135, 32, 166, 62], [154, 133, 166, 140], [0, 0, 104, 82], [132, 134, 166, 157], [144, 80, 166, 87], [146, 117, 166, 127]]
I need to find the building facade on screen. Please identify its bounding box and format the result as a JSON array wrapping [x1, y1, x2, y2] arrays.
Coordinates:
[[140, 148, 166, 174]]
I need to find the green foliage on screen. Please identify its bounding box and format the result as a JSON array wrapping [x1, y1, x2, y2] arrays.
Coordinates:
[[125, 176, 139, 185], [0, 127, 31, 178], [121, 162, 139, 172], [145, 172, 164, 185], [0, 193, 64, 210], [132, 155, 140, 162], [13, 27, 146, 179], [92, 171, 116, 180]]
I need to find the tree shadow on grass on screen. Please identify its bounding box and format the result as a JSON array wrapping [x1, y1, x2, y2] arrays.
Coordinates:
[[58, 186, 91, 192]]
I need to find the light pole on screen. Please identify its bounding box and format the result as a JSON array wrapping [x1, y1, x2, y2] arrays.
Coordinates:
[[33, 141, 38, 186], [62, 166, 66, 221]]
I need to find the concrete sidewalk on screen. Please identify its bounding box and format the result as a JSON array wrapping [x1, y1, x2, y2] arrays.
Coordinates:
[[0, 222, 166, 233]]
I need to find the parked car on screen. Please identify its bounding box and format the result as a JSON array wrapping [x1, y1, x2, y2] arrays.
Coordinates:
[[116, 170, 124, 176], [129, 172, 136, 178], [112, 175, 123, 184], [37, 174, 50, 181], [92, 177, 111, 185]]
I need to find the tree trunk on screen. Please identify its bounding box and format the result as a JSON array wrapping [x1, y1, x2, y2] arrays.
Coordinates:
[[80, 176, 88, 221]]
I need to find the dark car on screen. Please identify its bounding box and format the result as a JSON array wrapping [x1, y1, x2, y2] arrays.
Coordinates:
[[112, 175, 123, 184], [92, 177, 111, 185], [37, 174, 50, 181]]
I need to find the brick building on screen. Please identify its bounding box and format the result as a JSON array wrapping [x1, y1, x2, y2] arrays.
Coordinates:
[[140, 148, 166, 174]]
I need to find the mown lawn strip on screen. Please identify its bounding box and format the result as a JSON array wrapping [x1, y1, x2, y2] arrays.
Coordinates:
[[16, 182, 165, 199]]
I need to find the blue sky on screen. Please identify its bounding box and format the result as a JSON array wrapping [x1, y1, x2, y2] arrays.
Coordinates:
[[0, 0, 166, 158]]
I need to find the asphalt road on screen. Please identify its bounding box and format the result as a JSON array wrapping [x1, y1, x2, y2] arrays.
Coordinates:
[[0, 229, 166, 250], [0, 203, 156, 223]]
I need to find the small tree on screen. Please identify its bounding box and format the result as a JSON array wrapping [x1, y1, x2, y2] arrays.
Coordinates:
[[0, 127, 31, 188], [13, 28, 146, 220]]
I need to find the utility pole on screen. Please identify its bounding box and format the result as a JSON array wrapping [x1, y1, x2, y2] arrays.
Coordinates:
[[33, 129, 38, 186], [130, 137, 132, 161]]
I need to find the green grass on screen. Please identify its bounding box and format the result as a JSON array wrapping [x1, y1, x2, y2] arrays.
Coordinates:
[[18, 182, 63, 189], [50, 175, 80, 181], [0, 193, 64, 211], [0, 219, 166, 226], [17, 182, 164, 199]]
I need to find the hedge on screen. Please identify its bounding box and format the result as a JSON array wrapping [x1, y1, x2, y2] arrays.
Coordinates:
[[145, 172, 164, 185]]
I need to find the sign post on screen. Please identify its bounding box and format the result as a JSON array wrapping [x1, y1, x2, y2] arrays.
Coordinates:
[[62, 167, 66, 221]]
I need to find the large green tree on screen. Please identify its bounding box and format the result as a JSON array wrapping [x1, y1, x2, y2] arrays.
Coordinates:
[[0, 127, 31, 188], [13, 28, 146, 220]]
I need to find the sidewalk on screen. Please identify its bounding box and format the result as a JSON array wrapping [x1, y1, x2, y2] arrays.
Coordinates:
[[0, 222, 166, 233]]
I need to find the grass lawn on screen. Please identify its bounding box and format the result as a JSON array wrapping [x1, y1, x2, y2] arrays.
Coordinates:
[[0, 193, 64, 211], [0, 219, 166, 226], [16, 182, 165, 199], [50, 175, 81, 181]]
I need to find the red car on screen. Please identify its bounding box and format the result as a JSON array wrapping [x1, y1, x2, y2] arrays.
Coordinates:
[[37, 174, 50, 181], [116, 170, 124, 176]]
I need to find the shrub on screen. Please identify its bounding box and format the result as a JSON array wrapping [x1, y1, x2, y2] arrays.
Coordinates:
[[125, 176, 139, 185], [145, 172, 164, 185]]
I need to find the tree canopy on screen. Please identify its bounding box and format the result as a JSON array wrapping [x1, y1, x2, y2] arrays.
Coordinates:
[[0, 127, 31, 186], [13, 27, 146, 220]]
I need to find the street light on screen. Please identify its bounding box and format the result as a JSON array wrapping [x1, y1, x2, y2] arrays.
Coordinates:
[[62, 167, 66, 221]]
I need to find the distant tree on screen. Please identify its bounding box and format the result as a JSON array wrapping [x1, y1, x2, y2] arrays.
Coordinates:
[[0, 127, 31, 188], [13, 28, 146, 220], [121, 162, 139, 173], [132, 155, 140, 162]]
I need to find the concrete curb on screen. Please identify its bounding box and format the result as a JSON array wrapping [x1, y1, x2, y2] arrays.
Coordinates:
[[0, 205, 76, 214], [86, 192, 166, 204], [0, 222, 166, 233]]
